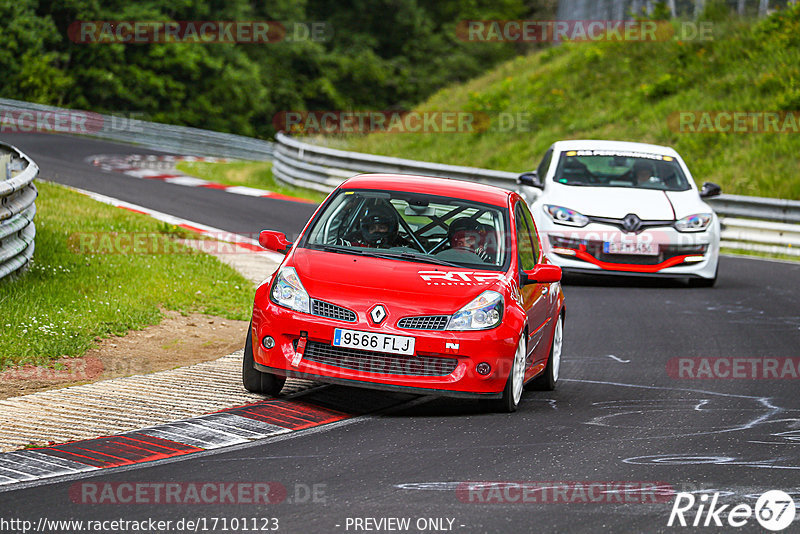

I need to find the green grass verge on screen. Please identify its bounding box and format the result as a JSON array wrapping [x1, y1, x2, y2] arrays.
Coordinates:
[[175, 160, 328, 203], [0, 181, 254, 369], [342, 7, 800, 200]]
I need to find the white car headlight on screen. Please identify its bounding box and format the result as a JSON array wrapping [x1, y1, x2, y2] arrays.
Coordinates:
[[447, 291, 503, 331], [544, 205, 590, 227], [675, 213, 713, 233], [270, 266, 310, 313]]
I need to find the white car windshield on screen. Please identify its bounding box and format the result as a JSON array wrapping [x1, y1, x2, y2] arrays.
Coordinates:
[[554, 150, 691, 191], [304, 189, 509, 270]]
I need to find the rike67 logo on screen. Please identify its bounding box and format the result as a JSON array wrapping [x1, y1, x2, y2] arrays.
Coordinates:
[[668, 490, 796, 531]]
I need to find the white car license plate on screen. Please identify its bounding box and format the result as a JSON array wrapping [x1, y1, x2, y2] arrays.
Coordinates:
[[603, 241, 657, 255], [333, 329, 415, 356]]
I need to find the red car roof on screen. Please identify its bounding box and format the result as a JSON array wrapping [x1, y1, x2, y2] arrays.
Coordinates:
[[340, 174, 513, 207]]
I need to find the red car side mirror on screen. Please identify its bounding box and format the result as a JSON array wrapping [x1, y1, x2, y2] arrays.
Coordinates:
[[259, 230, 293, 254], [522, 264, 562, 285]]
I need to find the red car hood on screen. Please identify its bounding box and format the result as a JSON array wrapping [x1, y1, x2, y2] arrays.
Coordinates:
[[290, 248, 508, 315]]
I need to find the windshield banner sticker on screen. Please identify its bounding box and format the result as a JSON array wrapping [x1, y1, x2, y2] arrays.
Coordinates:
[[572, 150, 667, 161]]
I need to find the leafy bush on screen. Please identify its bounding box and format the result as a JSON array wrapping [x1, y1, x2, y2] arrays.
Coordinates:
[[0, 0, 537, 139], [346, 5, 800, 199]]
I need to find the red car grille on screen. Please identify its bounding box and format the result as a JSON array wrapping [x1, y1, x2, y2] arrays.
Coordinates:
[[302, 341, 458, 377], [397, 315, 450, 331], [311, 299, 357, 322]]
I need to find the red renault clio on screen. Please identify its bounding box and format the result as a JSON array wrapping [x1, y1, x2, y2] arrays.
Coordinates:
[[245, 174, 565, 412]]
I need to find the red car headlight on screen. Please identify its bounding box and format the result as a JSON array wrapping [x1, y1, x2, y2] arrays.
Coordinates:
[[447, 290, 504, 331], [270, 266, 311, 314]]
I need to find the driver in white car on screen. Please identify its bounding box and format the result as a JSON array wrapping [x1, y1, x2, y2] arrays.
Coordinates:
[[633, 160, 657, 186]]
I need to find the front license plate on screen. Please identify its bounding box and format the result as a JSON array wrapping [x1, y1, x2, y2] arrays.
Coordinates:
[[333, 329, 415, 356], [603, 241, 657, 255]]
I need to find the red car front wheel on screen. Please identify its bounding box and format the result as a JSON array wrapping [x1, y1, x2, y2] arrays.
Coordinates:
[[494, 330, 527, 413], [242, 323, 286, 396], [529, 314, 563, 391]]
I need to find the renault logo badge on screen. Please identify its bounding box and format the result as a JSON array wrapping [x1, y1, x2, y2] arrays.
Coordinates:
[[369, 304, 387, 325], [622, 213, 642, 233]]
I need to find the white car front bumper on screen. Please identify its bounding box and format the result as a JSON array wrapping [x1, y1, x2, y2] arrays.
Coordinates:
[[537, 220, 720, 280]]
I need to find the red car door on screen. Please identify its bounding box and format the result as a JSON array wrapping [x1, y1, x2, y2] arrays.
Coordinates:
[[514, 200, 551, 369]]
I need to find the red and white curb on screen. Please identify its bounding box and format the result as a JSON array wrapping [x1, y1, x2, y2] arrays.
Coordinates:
[[0, 387, 414, 488], [0, 184, 419, 489], [88, 154, 316, 204]]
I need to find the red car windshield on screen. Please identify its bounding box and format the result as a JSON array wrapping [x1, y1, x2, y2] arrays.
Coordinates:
[[304, 189, 509, 270]]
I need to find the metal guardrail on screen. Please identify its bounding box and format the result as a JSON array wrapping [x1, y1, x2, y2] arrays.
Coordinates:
[[1, 95, 794, 258], [0, 144, 38, 280], [708, 195, 800, 256], [273, 133, 518, 191], [717, 217, 800, 256], [706, 194, 800, 224], [0, 98, 274, 161], [272, 133, 800, 257]]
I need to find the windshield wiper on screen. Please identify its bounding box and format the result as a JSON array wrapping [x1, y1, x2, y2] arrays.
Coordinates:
[[360, 250, 462, 268], [312, 244, 369, 256]]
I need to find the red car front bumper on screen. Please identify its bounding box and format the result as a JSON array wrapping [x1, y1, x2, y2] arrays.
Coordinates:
[[251, 301, 523, 399]]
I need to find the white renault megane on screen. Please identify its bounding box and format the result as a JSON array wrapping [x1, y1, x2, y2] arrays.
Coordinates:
[[518, 140, 721, 286]]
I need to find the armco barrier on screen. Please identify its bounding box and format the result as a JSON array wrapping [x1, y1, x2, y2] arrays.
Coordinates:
[[0, 143, 38, 280], [706, 194, 800, 224], [706, 196, 800, 257], [273, 132, 518, 193], [1, 93, 795, 257], [272, 133, 800, 256], [0, 98, 273, 161]]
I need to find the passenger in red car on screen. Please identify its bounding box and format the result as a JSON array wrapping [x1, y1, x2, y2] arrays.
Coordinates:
[[448, 218, 492, 262]]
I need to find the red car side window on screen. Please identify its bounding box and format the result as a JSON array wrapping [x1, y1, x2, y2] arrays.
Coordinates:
[[518, 201, 541, 262], [514, 202, 537, 271]]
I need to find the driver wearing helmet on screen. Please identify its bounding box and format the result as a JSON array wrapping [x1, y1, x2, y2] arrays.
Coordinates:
[[338, 204, 404, 248], [447, 217, 491, 262]]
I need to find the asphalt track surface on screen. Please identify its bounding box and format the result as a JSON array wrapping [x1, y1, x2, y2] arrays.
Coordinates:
[[1, 132, 318, 239], [2, 132, 800, 533]]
